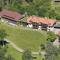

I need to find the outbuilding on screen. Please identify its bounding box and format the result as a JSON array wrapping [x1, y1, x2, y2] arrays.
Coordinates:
[[0, 9, 23, 25]]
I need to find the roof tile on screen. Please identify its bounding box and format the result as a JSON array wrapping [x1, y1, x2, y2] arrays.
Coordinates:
[[27, 16, 56, 26]]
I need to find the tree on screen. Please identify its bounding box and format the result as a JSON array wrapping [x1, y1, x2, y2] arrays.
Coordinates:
[[16, 0, 53, 16], [49, 9, 57, 19], [40, 44, 45, 50], [0, 45, 7, 60], [56, 14, 60, 20], [32, 0, 52, 17], [25, 0, 33, 3], [47, 31, 57, 42], [45, 42, 59, 60], [0, 43, 14, 60], [22, 49, 33, 60], [0, 29, 7, 46]]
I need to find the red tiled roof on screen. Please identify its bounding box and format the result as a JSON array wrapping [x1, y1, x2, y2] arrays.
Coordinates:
[[0, 9, 23, 21], [27, 16, 56, 26]]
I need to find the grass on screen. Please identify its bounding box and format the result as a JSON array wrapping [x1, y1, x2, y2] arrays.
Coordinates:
[[7, 44, 42, 60], [7, 45, 22, 60], [0, 23, 47, 51]]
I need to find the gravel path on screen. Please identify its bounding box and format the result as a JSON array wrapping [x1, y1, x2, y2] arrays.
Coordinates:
[[4, 38, 24, 52]]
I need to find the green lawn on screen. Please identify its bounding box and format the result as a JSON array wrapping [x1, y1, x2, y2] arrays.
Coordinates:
[[7, 45, 42, 60], [0, 23, 47, 51], [7, 45, 22, 60]]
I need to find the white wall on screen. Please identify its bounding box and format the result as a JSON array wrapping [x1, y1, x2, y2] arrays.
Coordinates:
[[1, 18, 8, 23], [27, 24, 33, 28], [47, 27, 54, 31], [38, 26, 41, 30]]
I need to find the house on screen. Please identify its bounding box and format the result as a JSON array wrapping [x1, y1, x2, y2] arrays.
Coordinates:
[[0, 9, 23, 24], [27, 16, 56, 31]]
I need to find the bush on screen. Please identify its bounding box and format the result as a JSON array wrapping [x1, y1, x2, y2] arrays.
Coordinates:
[[47, 31, 57, 42]]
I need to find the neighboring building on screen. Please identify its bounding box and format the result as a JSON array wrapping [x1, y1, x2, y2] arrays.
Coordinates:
[[54, 22, 60, 28], [27, 16, 56, 31], [54, 22, 60, 34], [54, 0, 60, 2], [0, 9, 23, 24]]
